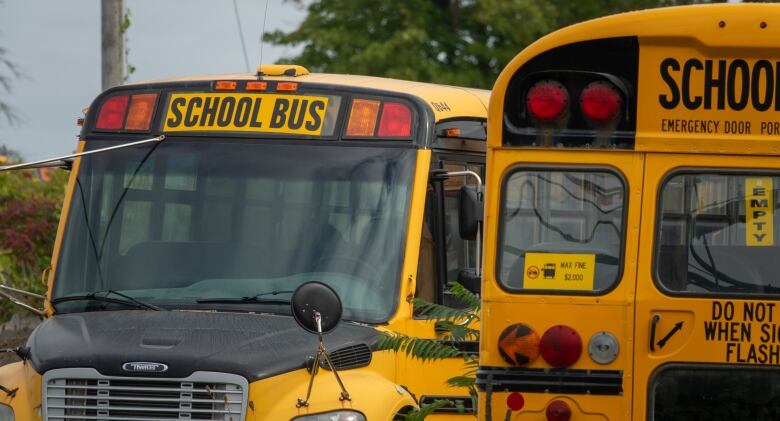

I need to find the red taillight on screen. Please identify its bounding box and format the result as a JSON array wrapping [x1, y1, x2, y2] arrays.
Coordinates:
[[95, 95, 129, 130], [377, 102, 411, 137], [546, 400, 572, 421], [580, 81, 622, 124], [540, 325, 582, 368], [526, 80, 568, 121], [506, 392, 525, 411]]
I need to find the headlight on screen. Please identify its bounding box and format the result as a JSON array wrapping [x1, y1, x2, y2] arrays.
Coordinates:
[[293, 410, 366, 421], [0, 404, 14, 421]]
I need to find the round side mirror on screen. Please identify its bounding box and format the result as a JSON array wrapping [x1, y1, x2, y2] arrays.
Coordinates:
[[291, 281, 343, 334]]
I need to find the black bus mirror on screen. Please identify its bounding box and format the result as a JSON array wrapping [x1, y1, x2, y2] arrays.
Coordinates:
[[291, 281, 352, 407], [458, 184, 483, 241], [291, 281, 342, 334]]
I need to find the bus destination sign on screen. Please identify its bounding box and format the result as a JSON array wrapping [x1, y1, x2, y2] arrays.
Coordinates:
[[164, 93, 329, 136]]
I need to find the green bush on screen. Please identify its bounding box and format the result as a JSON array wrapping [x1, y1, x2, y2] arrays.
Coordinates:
[[0, 168, 68, 321]]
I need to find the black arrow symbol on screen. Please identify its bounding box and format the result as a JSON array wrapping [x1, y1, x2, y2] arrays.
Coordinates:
[[657, 321, 684, 349]]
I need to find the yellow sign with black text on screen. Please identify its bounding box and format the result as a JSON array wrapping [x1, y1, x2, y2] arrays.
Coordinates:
[[163, 93, 329, 135], [746, 177, 774, 246], [523, 253, 596, 291], [637, 46, 780, 145]]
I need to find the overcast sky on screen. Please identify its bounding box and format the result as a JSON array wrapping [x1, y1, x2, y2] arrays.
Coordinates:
[[0, 0, 305, 160]]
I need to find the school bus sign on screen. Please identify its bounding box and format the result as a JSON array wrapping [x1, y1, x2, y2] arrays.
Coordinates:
[[638, 48, 780, 143], [164, 93, 330, 136]]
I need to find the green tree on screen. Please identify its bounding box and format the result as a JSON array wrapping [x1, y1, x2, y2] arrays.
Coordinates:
[[265, 0, 718, 89]]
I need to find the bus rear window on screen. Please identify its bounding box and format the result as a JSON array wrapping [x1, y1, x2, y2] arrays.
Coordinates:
[[498, 169, 626, 293], [656, 173, 780, 295], [652, 365, 780, 420]]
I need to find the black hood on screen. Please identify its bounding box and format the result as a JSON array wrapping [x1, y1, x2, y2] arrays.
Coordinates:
[[27, 310, 378, 381]]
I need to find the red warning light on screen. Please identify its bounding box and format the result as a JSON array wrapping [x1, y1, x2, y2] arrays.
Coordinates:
[[526, 80, 568, 121], [95, 95, 129, 130], [580, 81, 622, 124]]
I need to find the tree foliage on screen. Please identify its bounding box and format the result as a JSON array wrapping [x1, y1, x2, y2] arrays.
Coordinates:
[[265, 0, 717, 89], [0, 159, 69, 321]]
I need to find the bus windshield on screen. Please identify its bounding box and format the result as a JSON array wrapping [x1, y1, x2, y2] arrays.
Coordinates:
[[53, 139, 416, 323]]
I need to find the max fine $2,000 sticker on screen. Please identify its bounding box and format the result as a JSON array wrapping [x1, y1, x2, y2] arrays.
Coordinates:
[[523, 253, 596, 291]]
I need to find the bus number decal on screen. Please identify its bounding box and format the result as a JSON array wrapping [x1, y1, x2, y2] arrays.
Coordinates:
[[746, 177, 774, 246], [523, 253, 595, 291], [430, 101, 451, 112], [164, 93, 329, 135], [705, 300, 780, 365]]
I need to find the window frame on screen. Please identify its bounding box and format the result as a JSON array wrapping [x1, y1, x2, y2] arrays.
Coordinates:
[[495, 164, 629, 296], [652, 167, 780, 299]]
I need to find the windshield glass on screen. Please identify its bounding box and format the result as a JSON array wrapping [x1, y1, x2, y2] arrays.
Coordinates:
[[54, 139, 416, 322]]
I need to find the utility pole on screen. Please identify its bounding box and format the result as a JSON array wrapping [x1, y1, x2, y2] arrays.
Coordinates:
[[101, 0, 124, 91]]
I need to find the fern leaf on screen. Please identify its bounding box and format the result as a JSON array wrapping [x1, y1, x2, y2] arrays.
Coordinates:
[[375, 332, 462, 362], [446, 281, 481, 310], [411, 297, 473, 321]]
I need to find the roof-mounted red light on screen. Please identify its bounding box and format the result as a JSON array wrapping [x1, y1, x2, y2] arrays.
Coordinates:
[[526, 80, 568, 121], [580, 81, 622, 124], [546, 400, 572, 421], [377, 102, 411, 137], [95, 95, 129, 130], [540, 325, 582, 368]]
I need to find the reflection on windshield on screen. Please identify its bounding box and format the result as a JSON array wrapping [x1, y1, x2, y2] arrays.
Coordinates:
[[54, 139, 416, 323]]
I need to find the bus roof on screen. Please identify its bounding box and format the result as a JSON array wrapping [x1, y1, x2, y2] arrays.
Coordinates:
[[128, 71, 490, 122], [491, 3, 780, 154]]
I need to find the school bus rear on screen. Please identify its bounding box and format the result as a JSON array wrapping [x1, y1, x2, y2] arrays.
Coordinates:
[[479, 4, 780, 420]]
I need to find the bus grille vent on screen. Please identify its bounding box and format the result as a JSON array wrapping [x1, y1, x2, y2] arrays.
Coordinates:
[[322, 343, 372, 371], [43, 368, 247, 421]]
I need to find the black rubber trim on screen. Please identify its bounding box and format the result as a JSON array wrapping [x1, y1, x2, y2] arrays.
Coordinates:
[[476, 366, 623, 395]]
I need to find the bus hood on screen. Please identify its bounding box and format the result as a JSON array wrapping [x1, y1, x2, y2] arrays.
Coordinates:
[[26, 310, 378, 381]]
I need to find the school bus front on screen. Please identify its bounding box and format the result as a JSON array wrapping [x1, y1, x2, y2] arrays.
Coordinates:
[[479, 4, 780, 420], [0, 68, 490, 420]]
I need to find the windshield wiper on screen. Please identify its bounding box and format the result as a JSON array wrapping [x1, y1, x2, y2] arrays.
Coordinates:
[[196, 290, 295, 304], [51, 290, 165, 311]]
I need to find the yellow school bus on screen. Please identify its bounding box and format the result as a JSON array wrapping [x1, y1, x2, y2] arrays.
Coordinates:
[[0, 65, 488, 420], [478, 4, 780, 420]]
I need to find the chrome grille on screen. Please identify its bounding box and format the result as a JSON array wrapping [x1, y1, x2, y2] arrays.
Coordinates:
[[43, 368, 247, 421]]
